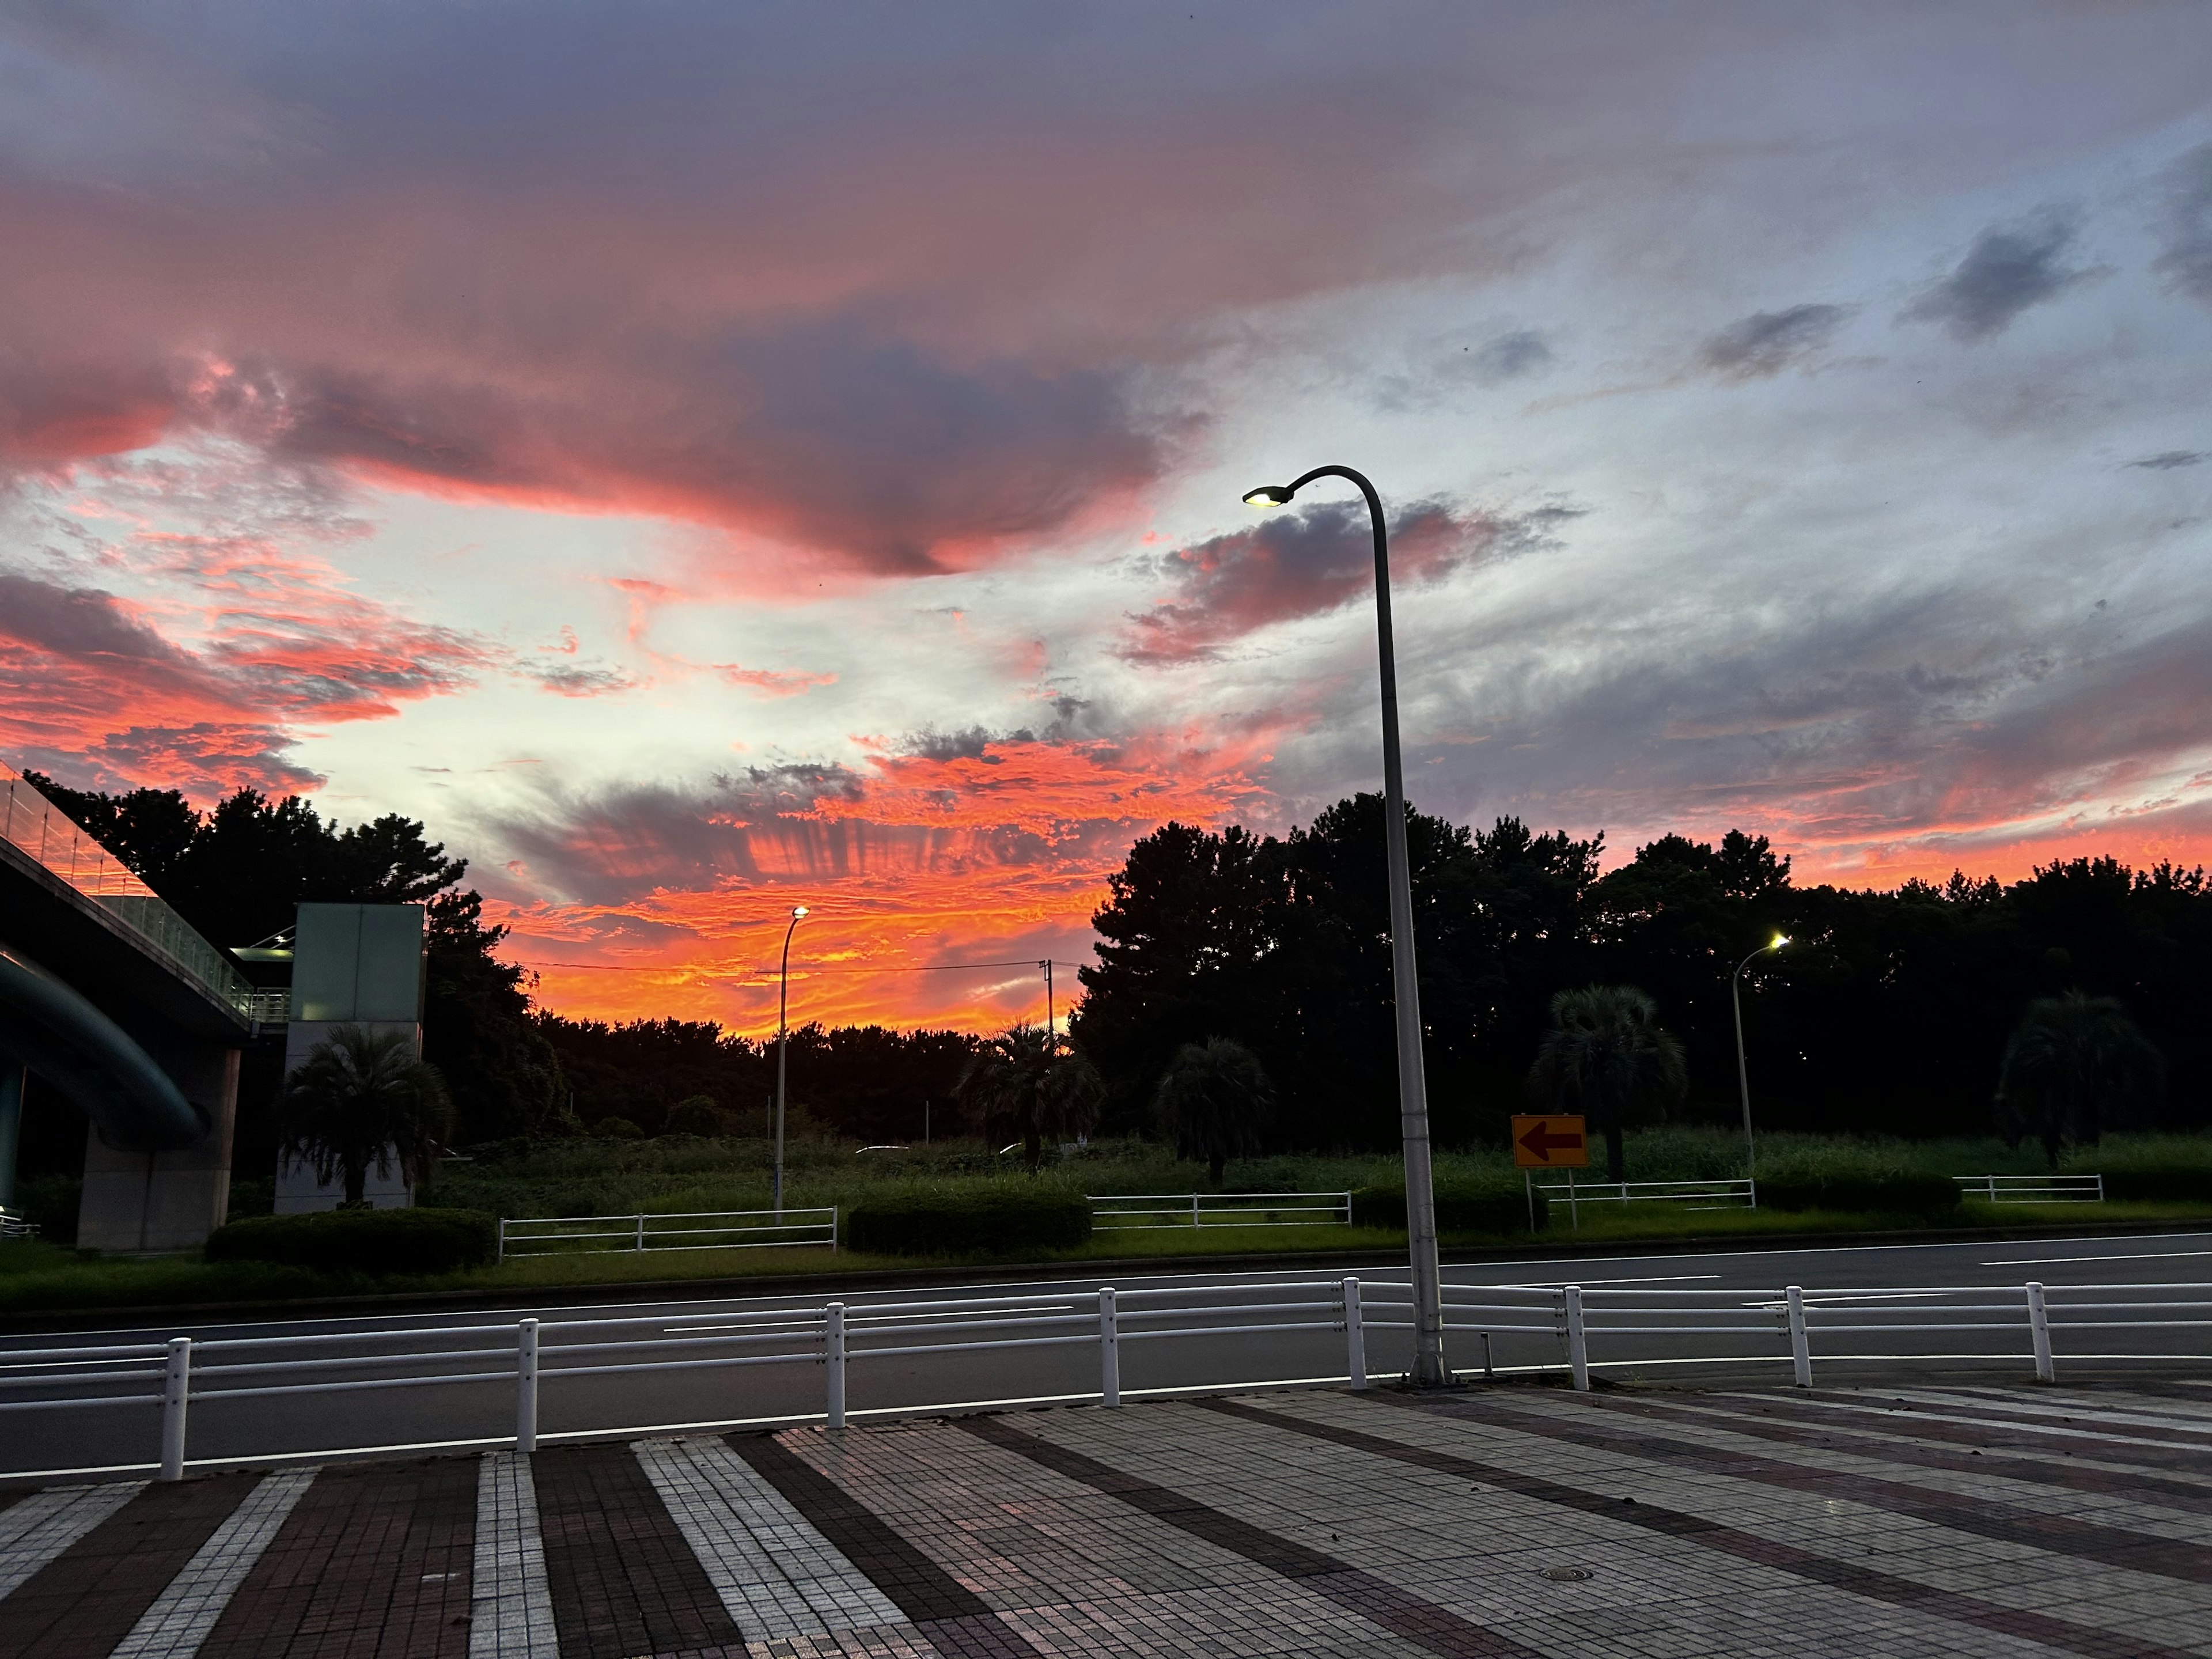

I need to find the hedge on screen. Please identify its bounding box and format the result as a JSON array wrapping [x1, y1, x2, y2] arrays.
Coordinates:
[[846, 1189, 1092, 1256], [2099, 1169, 2212, 1203], [1351, 1180, 1547, 1235], [1756, 1173, 1961, 1214], [203, 1207, 498, 1274]]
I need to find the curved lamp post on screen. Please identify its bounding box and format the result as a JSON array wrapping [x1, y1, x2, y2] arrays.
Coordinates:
[[1730, 933, 1789, 1181], [1242, 465, 1446, 1387], [774, 905, 809, 1216]]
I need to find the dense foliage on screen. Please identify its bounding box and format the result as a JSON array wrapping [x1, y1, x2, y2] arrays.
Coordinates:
[[844, 1188, 1092, 1256], [1073, 796, 2209, 1152], [203, 1207, 497, 1274]]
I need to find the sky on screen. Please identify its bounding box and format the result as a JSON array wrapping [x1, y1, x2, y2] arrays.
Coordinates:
[[3, 2, 2211, 1036]]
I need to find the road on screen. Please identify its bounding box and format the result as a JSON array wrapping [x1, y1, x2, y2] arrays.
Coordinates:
[[5, 1229, 2208, 1482]]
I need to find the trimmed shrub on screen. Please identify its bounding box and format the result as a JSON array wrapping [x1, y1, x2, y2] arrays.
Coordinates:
[[665, 1097, 728, 1137], [2101, 1169, 2212, 1203], [204, 1207, 497, 1275], [846, 1188, 1092, 1256], [1757, 1173, 1960, 1214], [1352, 1180, 1547, 1234], [593, 1117, 646, 1139]]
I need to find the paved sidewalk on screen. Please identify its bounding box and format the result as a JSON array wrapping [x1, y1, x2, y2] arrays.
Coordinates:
[[3, 1380, 2211, 1657]]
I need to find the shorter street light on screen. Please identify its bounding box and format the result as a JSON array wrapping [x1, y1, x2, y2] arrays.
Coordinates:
[[774, 906, 809, 1216], [1732, 933, 1789, 1181]]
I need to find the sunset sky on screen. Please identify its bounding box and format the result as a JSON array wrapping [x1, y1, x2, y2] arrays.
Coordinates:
[[4, 3, 2211, 1035]]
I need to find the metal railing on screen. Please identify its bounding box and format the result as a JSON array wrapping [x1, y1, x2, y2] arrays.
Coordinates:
[[0, 1206, 37, 1240], [1531, 1176, 1757, 1229], [1, 764, 256, 1023], [1955, 1173, 2105, 1203], [1089, 1191, 1354, 1229], [4, 1275, 2209, 1483], [495, 1207, 839, 1260]]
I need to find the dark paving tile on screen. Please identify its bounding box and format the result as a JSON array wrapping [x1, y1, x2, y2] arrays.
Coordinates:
[[0, 1473, 255, 1659], [198, 1457, 475, 1659]]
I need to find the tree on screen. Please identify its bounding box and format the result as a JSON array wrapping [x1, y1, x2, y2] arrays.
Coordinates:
[[278, 1027, 454, 1205], [957, 1025, 1104, 1171], [1154, 1037, 1275, 1184], [1527, 986, 1687, 1181], [1997, 992, 2164, 1167]]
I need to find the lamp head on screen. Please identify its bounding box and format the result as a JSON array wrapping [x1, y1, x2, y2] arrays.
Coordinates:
[[792, 905, 809, 919], [1770, 933, 1789, 951], [1241, 483, 1294, 508]]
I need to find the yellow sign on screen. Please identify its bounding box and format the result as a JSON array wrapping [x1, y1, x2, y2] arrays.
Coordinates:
[[1511, 1113, 1589, 1169]]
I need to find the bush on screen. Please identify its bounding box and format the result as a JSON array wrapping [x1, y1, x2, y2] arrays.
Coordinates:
[[2101, 1169, 2212, 1203], [204, 1207, 498, 1275], [1352, 1179, 1546, 1234], [1757, 1172, 1960, 1214], [846, 1188, 1092, 1256], [665, 1096, 728, 1137], [594, 1117, 645, 1140]]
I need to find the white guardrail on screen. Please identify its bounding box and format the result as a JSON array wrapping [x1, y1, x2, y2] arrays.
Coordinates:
[[1956, 1174, 2105, 1203], [497, 1208, 838, 1260], [3, 1275, 2207, 1482], [0, 1206, 39, 1240], [1531, 1177, 1756, 1228], [1089, 1191, 1353, 1229]]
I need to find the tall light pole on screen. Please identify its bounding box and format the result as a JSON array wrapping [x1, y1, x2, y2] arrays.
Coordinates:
[[1242, 465, 1446, 1386], [1731, 933, 1788, 1181], [1040, 959, 1054, 1053], [774, 904, 809, 1217]]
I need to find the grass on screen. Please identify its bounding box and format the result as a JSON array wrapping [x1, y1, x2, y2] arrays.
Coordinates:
[[6, 1127, 2209, 1319]]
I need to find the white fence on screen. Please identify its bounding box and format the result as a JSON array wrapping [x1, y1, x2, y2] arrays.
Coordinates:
[[1955, 1174, 2105, 1203], [495, 1207, 838, 1261], [3, 1274, 2209, 1483], [1532, 1177, 1758, 1229], [1089, 1192, 1353, 1229], [0, 1206, 36, 1240]]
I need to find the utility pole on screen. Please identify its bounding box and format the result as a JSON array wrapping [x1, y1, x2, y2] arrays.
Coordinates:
[[1040, 959, 1054, 1052], [775, 905, 809, 1216]]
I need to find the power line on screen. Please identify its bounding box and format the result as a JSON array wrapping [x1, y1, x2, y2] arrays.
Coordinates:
[[514, 956, 1086, 975]]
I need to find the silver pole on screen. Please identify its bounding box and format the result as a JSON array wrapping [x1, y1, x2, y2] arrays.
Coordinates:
[[1732, 937, 1786, 1181]]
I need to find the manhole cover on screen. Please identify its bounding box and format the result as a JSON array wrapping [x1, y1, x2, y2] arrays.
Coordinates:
[[1538, 1566, 1594, 1582]]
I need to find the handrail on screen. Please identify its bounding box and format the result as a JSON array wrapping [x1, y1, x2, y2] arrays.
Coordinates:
[[495, 1207, 837, 1260], [1953, 1173, 2105, 1202]]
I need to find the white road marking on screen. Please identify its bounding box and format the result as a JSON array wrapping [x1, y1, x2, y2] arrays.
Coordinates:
[[108, 1468, 317, 1659], [1982, 1249, 2212, 1266], [471, 1451, 556, 1659], [634, 1438, 902, 1639], [0, 1481, 142, 1601]]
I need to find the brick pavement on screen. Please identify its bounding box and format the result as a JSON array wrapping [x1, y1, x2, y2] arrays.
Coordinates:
[[3, 1381, 2211, 1657]]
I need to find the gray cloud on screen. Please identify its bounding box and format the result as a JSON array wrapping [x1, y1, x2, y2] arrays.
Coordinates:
[[2130, 450, 2205, 471], [1374, 329, 1554, 410], [1699, 304, 1853, 381], [1904, 210, 2096, 341], [2154, 141, 2212, 305]]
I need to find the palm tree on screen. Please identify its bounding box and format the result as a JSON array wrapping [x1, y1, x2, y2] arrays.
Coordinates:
[[279, 1025, 453, 1205], [957, 1024, 1104, 1172], [1154, 1037, 1275, 1185], [1527, 986, 1687, 1183], [1997, 992, 2162, 1168]]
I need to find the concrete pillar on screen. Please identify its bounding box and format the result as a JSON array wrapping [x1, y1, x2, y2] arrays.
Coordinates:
[[77, 1044, 238, 1253], [0, 1061, 22, 1213]]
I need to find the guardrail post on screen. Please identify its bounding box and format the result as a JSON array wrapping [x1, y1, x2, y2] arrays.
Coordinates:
[[1785, 1285, 1811, 1387], [1563, 1285, 1589, 1391], [2027, 1281, 2054, 1382], [1099, 1287, 1121, 1407], [2094, 1175, 2104, 1203], [1747, 1177, 1758, 1211], [1342, 1277, 1368, 1391], [516, 1319, 540, 1452], [825, 1303, 847, 1429], [159, 1337, 191, 1481], [634, 1214, 646, 1252], [1192, 1194, 1200, 1229]]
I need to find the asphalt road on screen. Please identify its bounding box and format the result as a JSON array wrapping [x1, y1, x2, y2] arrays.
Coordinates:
[[5, 1228, 2209, 1482]]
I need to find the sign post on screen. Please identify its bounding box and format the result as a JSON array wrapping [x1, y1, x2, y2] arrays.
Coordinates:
[[1512, 1115, 1590, 1232]]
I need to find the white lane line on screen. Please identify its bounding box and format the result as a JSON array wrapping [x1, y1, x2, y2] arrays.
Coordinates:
[[1885, 1388, 2212, 1440], [108, 1468, 317, 1659], [0, 1482, 143, 1601], [471, 1452, 556, 1659], [635, 1438, 903, 1640], [1982, 1249, 2212, 1266]]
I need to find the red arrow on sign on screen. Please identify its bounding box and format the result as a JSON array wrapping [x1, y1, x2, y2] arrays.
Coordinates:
[[1517, 1120, 1585, 1162]]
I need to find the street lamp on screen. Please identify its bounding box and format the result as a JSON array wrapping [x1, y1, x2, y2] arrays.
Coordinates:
[[1731, 933, 1789, 1182], [774, 905, 809, 1217], [1242, 464, 1446, 1387]]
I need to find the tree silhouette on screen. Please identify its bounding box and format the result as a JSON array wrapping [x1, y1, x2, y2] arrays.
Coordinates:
[[1527, 986, 1687, 1181], [1154, 1037, 1275, 1185], [279, 1026, 453, 1205], [1997, 992, 2163, 1167], [957, 1024, 1104, 1171]]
